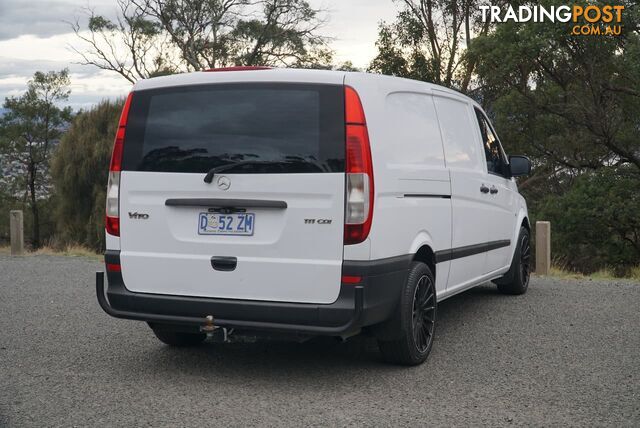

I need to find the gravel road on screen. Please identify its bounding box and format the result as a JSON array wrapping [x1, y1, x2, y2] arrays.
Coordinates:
[[1, 254, 638, 427]]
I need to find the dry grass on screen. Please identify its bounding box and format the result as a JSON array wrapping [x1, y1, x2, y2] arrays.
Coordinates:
[[542, 266, 587, 280], [628, 266, 640, 281], [32, 245, 102, 261], [542, 265, 640, 282], [0, 244, 101, 261]]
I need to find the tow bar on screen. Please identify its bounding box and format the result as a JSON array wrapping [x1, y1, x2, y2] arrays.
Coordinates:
[[96, 271, 364, 335], [96, 271, 214, 330]]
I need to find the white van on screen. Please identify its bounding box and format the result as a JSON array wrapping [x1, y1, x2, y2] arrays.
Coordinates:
[[96, 67, 532, 365]]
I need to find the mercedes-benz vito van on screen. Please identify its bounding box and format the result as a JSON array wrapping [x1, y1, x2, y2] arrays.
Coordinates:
[[96, 67, 531, 365]]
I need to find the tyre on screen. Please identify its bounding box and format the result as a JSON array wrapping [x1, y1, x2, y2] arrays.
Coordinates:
[[377, 262, 437, 366], [494, 226, 531, 295], [151, 325, 207, 347]]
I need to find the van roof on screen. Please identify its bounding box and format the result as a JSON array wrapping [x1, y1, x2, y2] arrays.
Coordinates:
[[133, 68, 479, 108]]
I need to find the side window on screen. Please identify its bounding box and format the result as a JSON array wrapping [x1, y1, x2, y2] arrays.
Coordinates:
[[385, 92, 445, 167], [474, 108, 507, 176], [433, 96, 483, 171]]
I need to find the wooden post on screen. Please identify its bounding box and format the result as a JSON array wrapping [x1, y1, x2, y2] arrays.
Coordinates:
[[10, 210, 24, 256], [536, 221, 551, 275]]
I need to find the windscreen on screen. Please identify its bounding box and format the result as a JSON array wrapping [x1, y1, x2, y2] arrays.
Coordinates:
[[122, 83, 345, 173]]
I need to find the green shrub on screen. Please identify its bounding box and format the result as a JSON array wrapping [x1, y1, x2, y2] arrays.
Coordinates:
[[50, 99, 124, 251], [537, 168, 640, 276], [0, 195, 56, 248]]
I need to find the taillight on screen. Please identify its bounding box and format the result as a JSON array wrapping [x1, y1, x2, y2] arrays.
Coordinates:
[[344, 86, 374, 245], [105, 171, 120, 236], [341, 275, 362, 284], [106, 263, 121, 272], [106, 92, 133, 237]]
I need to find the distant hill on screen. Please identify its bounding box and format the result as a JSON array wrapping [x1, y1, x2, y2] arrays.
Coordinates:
[[0, 107, 8, 117]]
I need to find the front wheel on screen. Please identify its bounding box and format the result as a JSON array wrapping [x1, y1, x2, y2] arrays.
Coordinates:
[[494, 226, 531, 295], [377, 262, 437, 366]]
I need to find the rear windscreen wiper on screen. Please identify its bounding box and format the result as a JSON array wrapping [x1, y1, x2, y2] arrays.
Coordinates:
[[203, 158, 326, 183], [203, 160, 270, 183]]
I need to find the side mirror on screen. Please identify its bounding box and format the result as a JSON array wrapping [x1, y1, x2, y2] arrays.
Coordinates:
[[508, 155, 531, 177]]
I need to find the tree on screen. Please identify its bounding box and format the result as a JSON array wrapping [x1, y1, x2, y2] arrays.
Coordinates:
[[51, 100, 123, 251], [334, 60, 361, 72], [70, 0, 333, 83], [366, 0, 640, 274], [369, 0, 492, 92], [70, 1, 176, 83], [462, 0, 640, 274], [0, 70, 72, 248], [537, 167, 640, 275], [467, 0, 640, 175]]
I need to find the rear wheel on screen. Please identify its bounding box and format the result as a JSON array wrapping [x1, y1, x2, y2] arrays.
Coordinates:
[[494, 226, 531, 295], [377, 262, 437, 366], [150, 325, 206, 347]]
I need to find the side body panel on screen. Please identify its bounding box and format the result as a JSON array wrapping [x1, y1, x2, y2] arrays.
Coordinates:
[[344, 74, 452, 296], [432, 92, 490, 293]]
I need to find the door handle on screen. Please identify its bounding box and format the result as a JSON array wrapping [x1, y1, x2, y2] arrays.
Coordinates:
[[490, 186, 498, 194], [211, 256, 237, 271], [480, 184, 490, 194]]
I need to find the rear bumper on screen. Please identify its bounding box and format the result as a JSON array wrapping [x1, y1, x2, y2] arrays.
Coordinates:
[[97, 251, 410, 336]]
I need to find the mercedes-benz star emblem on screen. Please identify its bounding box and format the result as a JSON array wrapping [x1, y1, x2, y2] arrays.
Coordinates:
[[216, 175, 231, 191]]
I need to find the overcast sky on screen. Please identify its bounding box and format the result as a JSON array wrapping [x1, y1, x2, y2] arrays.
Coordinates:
[[0, 0, 398, 111]]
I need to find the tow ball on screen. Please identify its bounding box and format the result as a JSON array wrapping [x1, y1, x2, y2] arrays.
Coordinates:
[[199, 315, 232, 342], [200, 315, 216, 333]]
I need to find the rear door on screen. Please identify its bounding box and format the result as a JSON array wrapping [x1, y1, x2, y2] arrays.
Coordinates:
[[118, 82, 346, 304]]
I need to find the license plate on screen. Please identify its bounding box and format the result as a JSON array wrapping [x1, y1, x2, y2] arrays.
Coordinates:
[[198, 212, 255, 236]]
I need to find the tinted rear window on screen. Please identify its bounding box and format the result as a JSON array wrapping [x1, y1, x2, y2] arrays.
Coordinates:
[[122, 83, 345, 173]]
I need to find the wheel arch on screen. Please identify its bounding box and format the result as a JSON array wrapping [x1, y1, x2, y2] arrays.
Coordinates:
[[508, 209, 530, 266], [412, 245, 436, 280], [408, 231, 437, 280]]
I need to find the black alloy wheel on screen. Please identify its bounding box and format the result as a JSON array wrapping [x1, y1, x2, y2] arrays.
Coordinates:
[[519, 232, 531, 287], [412, 274, 436, 353]]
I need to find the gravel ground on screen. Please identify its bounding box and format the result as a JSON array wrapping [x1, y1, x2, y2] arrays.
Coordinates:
[[1, 254, 639, 427]]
